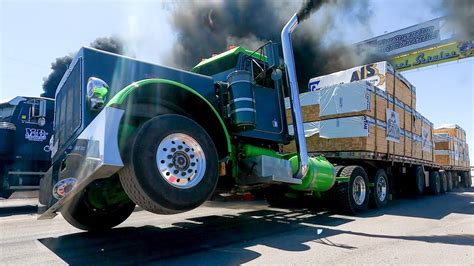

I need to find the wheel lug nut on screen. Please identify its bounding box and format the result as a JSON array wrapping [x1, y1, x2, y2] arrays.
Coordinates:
[[185, 148, 190, 152], [181, 172, 186, 176], [168, 163, 173, 168], [171, 148, 176, 152], [167, 155, 172, 159], [187, 169, 193, 173], [191, 162, 196, 167], [174, 170, 179, 174], [190, 155, 195, 159], [178, 145, 183, 150]]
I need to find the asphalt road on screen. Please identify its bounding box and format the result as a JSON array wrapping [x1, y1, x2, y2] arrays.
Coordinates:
[[0, 188, 473, 265]]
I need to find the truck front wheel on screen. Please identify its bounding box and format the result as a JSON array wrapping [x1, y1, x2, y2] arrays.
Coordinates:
[[61, 177, 136, 231], [119, 114, 219, 214]]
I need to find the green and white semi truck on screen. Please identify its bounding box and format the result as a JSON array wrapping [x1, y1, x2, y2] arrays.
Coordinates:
[[38, 14, 471, 230]]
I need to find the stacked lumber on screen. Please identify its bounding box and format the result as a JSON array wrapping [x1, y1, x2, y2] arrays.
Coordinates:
[[284, 61, 436, 162], [434, 125, 469, 167]]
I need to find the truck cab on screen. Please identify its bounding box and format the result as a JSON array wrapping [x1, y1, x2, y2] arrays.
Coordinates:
[[0, 96, 54, 197]]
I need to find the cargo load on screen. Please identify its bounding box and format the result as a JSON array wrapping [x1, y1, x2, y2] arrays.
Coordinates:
[[284, 62, 435, 162], [434, 124, 470, 167]]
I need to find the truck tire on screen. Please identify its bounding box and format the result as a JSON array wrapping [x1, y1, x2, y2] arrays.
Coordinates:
[[337, 166, 369, 214], [452, 172, 459, 189], [461, 172, 470, 188], [429, 171, 441, 195], [119, 114, 219, 214], [446, 171, 453, 192], [0, 165, 13, 199], [439, 171, 447, 193], [61, 177, 136, 231], [413, 166, 425, 195], [264, 185, 296, 207], [370, 169, 389, 208]]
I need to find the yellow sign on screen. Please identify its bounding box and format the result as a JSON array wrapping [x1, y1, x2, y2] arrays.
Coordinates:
[[391, 41, 474, 71]]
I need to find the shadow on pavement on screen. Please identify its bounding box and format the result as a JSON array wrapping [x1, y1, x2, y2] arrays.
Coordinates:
[[0, 205, 37, 217], [38, 185, 474, 265], [360, 186, 474, 220], [39, 209, 352, 265]]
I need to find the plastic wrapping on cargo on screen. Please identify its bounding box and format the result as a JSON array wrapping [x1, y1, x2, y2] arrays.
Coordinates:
[[287, 121, 320, 137], [284, 90, 319, 109], [319, 116, 369, 139], [319, 81, 372, 117]]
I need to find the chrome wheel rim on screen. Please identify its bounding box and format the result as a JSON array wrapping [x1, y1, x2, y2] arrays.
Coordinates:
[[156, 133, 206, 189], [376, 176, 387, 202], [352, 176, 366, 205]]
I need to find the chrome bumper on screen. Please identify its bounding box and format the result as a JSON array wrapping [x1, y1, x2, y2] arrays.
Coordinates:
[[38, 107, 125, 219]]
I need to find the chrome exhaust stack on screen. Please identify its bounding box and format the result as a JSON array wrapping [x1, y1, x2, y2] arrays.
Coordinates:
[[281, 13, 309, 179]]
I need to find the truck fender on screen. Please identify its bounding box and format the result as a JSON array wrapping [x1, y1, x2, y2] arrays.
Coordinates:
[[107, 79, 231, 160]]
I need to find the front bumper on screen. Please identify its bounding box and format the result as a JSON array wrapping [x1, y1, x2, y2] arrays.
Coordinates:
[[38, 107, 125, 219]]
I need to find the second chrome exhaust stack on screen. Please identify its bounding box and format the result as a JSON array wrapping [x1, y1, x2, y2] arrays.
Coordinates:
[[281, 13, 309, 179]]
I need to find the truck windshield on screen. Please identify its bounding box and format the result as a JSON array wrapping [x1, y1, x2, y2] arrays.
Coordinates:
[[0, 104, 15, 121]]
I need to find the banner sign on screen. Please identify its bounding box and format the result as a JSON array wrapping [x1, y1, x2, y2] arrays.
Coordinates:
[[357, 18, 446, 57], [386, 109, 401, 143], [391, 41, 474, 71]]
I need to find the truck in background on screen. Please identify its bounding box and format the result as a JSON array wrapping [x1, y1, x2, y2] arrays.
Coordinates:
[[0, 96, 54, 198], [37, 13, 471, 231]]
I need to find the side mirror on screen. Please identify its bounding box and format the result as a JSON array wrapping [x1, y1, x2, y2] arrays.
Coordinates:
[[39, 99, 47, 117]]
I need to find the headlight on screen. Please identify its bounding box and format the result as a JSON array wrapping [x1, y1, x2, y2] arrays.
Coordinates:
[[87, 77, 109, 111]]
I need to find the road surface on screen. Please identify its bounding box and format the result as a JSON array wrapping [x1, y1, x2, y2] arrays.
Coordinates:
[[0, 188, 473, 265]]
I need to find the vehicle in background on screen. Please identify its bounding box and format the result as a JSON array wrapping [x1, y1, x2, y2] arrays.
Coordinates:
[[0, 96, 54, 198]]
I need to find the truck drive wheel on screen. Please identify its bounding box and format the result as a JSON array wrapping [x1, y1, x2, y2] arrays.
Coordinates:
[[61, 177, 136, 231], [119, 114, 219, 214], [370, 169, 389, 208], [429, 171, 441, 195], [337, 166, 369, 214], [461, 172, 470, 188], [439, 171, 447, 193], [413, 166, 425, 195], [446, 171, 453, 192]]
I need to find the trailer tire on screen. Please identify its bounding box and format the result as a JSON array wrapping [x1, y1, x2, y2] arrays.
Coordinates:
[[413, 166, 425, 195], [452, 172, 459, 189], [61, 177, 136, 231], [337, 166, 369, 214], [439, 171, 447, 193], [119, 114, 219, 214], [461, 172, 470, 188], [370, 169, 389, 208], [429, 171, 441, 195], [446, 171, 453, 192]]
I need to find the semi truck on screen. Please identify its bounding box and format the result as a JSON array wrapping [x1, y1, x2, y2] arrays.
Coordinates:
[[38, 13, 471, 231], [0, 96, 54, 198]]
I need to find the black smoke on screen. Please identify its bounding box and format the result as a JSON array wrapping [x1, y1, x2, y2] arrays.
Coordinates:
[[440, 0, 474, 40], [167, 0, 375, 91], [41, 36, 124, 98]]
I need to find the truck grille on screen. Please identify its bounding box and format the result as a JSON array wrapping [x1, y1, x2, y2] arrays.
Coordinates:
[[55, 59, 82, 150]]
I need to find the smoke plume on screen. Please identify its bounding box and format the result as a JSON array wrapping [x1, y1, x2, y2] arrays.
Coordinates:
[[167, 0, 376, 91], [440, 0, 474, 40], [41, 36, 124, 98]]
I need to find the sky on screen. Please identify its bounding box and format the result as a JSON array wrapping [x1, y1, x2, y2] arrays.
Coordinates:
[[1, 0, 473, 164]]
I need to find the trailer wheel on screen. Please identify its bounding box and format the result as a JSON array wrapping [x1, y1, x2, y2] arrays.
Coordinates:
[[413, 166, 425, 195], [461, 172, 470, 188], [439, 172, 447, 193], [337, 166, 369, 214], [446, 171, 453, 192], [429, 171, 441, 195], [61, 177, 136, 231], [119, 114, 219, 214], [370, 169, 389, 208], [452, 172, 459, 189]]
